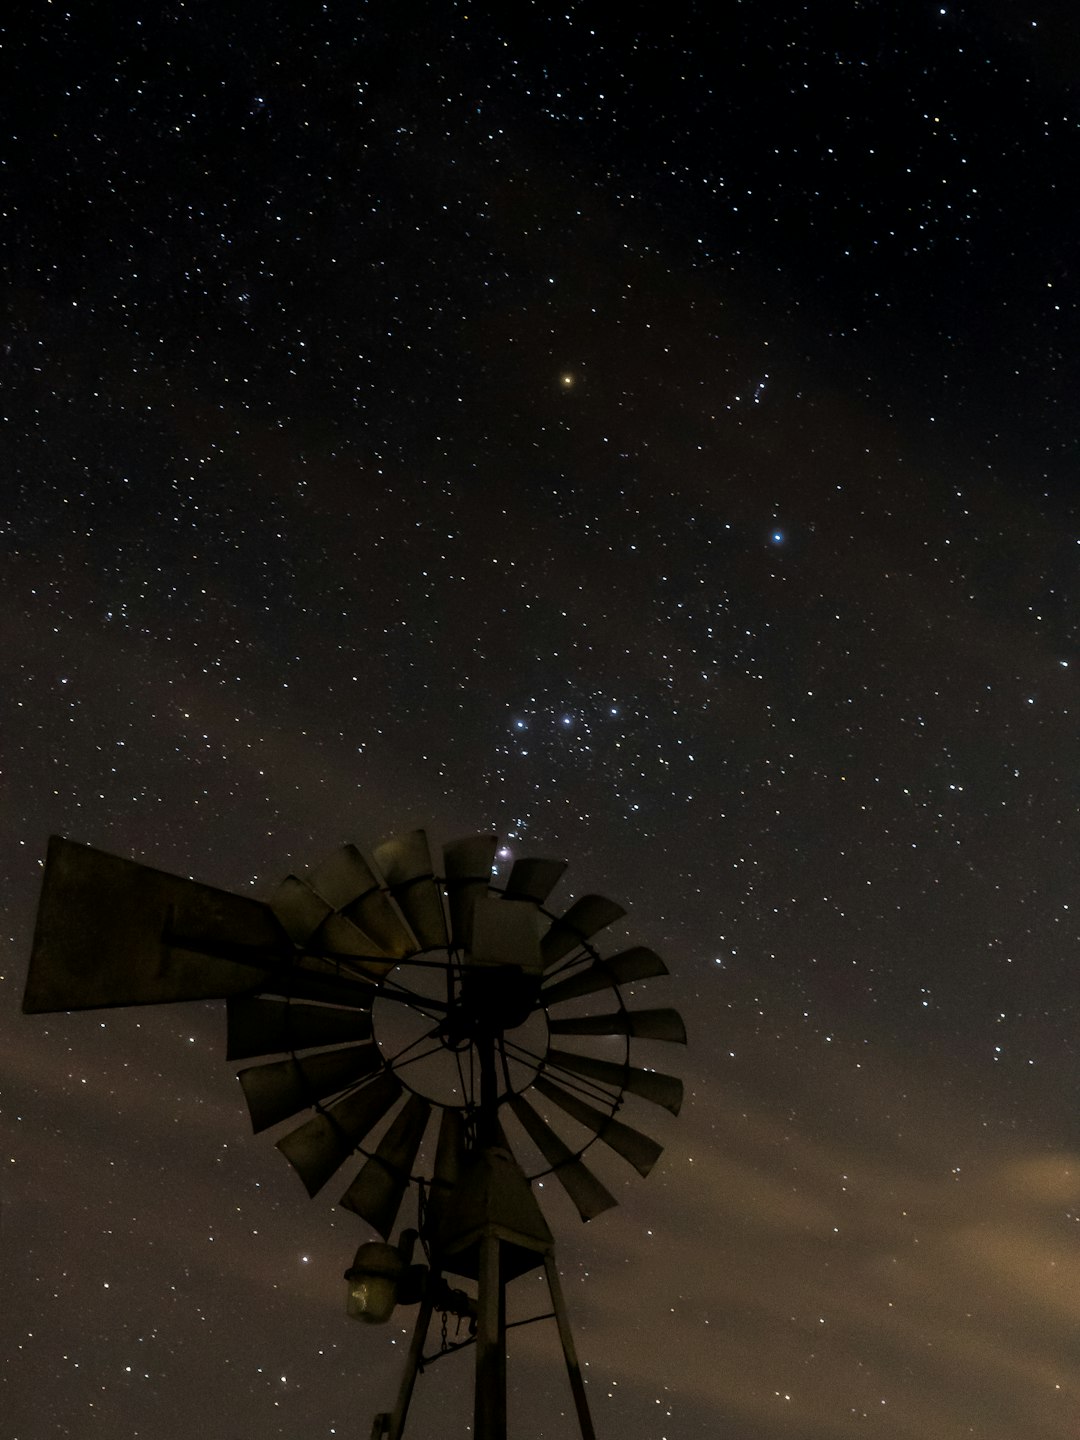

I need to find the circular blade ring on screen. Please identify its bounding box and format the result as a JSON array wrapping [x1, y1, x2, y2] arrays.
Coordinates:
[[233, 833, 684, 1211]]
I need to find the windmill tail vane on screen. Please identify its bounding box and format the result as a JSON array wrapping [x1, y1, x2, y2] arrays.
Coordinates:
[[23, 828, 686, 1440]]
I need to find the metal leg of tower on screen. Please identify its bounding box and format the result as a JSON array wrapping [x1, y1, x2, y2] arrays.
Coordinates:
[[385, 1279, 436, 1440], [475, 1232, 507, 1440], [543, 1253, 597, 1440]]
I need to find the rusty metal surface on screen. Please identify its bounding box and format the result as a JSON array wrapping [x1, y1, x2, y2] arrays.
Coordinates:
[[23, 836, 285, 1013]]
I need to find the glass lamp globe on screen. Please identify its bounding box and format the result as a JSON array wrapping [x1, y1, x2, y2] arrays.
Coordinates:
[[345, 1242, 404, 1324]]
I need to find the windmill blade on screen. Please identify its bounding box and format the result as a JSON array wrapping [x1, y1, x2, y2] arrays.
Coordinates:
[[503, 856, 567, 905], [270, 875, 332, 945], [275, 1071, 402, 1198], [256, 963, 378, 1008], [312, 912, 393, 971], [442, 834, 497, 949], [306, 844, 383, 911], [507, 1093, 616, 1221], [541, 947, 669, 1005], [337, 852, 417, 960], [549, 1007, 686, 1044], [533, 1074, 663, 1177], [540, 895, 627, 969], [226, 996, 373, 1061], [372, 830, 448, 951], [237, 1043, 383, 1132], [340, 1092, 432, 1237], [546, 1048, 683, 1115], [23, 836, 285, 1014]]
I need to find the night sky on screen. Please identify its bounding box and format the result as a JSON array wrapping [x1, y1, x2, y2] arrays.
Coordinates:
[[5, 4, 1080, 1438]]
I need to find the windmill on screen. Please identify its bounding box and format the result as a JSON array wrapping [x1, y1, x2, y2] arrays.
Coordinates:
[[23, 829, 685, 1440]]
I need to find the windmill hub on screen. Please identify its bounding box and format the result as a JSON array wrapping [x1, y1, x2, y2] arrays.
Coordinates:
[[370, 959, 548, 1107], [452, 966, 542, 1038]]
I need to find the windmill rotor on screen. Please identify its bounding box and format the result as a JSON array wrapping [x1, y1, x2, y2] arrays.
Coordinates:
[[222, 827, 685, 1236]]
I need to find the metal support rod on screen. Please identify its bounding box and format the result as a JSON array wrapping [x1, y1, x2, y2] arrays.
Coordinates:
[[543, 1253, 597, 1440], [385, 1277, 437, 1440], [478, 1031, 499, 1147], [475, 1232, 507, 1440]]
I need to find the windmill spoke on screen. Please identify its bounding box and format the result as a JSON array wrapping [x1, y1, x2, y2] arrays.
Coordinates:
[[497, 1035, 515, 1092], [540, 949, 592, 982], [508, 1041, 622, 1106], [381, 1019, 446, 1070], [498, 1036, 550, 1070], [499, 1037, 621, 1109], [452, 1041, 470, 1109], [373, 981, 448, 1019], [390, 1039, 460, 1074], [313, 962, 449, 1013]]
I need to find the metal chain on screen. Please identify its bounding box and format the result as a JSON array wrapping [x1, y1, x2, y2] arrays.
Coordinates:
[[440, 1308, 449, 1353]]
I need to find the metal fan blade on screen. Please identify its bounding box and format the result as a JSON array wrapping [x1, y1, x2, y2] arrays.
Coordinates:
[[545, 1048, 683, 1115], [337, 853, 417, 959], [270, 876, 332, 945], [507, 1094, 616, 1221], [541, 947, 668, 1005], [442, 835, 497, 949], [339, 1093, 432, 1237], [313, 912, 393, 971], [503, 856, 567, 905], [540, 895, 627, 969], [306, 844, 381, 910], [532, 1074, 663, 1177], [256, 963, 378, 1008], [372, 830, 447, 951], [274, 1071, 402, 1197], [226, 996, 373, 1061], [237, 1043, 383, 1132], [549, 1007, 686, 1044], [23, 836, 285, 1013]]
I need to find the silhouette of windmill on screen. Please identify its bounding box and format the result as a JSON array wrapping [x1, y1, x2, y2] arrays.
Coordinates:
[[24, 829, 685, 1439]]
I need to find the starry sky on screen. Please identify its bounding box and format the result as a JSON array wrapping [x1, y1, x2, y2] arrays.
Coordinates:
[[4, 4, 1080, 1437]]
